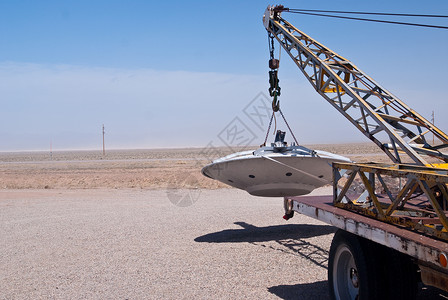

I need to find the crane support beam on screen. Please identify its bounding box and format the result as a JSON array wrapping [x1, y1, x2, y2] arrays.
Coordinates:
[[263, 6, 448, 165], [331, 162, 448, 240]]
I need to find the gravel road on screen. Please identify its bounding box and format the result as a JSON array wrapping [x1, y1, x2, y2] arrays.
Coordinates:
[[0, 188, 446, 299]]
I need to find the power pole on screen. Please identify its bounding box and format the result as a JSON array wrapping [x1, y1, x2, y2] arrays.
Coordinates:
[[102, 124, 106, 156]]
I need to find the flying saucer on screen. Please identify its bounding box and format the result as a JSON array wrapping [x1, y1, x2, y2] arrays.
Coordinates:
[[201, 137, 350, 197]]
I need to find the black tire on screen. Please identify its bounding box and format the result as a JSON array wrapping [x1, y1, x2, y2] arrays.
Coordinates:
[[376, 245, 418, 300], [328, 229, 418, 300], [328, 230, 380, 300]]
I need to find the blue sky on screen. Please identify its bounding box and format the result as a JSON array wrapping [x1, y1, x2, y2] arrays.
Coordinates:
[[1, 0, 447, 151]]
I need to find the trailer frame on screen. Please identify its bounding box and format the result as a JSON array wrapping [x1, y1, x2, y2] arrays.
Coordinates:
[[285, 178, 448, 292]]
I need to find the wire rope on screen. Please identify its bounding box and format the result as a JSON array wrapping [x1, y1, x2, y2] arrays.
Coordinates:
[[285, 10, 448, 30], [287, 8, 448, 18]]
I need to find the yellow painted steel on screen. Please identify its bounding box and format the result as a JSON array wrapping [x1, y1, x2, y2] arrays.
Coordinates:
[[264, 6, 448, 165], [431, 163, 448, 169], [319, 68, 350, 93], [333, 162, 448, 241]]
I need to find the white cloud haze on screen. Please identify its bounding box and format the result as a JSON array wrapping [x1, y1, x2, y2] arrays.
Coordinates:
[[0, 62, 443, 151]]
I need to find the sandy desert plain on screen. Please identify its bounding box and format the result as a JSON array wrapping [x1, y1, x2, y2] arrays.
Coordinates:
[[0, 143, 389, 190], [1, 143, 447, 299]]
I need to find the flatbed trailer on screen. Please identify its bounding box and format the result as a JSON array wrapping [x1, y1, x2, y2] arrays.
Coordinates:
[[284, 162, 448, 299], [285, 195, 448, 287]]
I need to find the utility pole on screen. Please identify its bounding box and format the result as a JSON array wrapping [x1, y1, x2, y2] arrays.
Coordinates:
[[102, 124, 105, 156]]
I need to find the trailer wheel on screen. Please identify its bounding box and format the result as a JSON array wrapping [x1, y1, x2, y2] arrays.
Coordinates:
[[328, 230, 379, 300], [379, 246, 418, 300], [329, 230, 418, 300]]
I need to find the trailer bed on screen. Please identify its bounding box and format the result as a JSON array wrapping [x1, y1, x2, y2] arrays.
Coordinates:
[[286, 195, 448, 290]]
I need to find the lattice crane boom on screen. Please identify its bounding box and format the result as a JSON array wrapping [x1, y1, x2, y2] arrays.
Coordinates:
[[263, 6, 448, 165]]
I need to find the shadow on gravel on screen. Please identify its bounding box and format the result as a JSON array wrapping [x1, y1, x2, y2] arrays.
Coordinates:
[[195, 222, 336, 271], [197, 223, 448, 300], [194, 222, 336, 243], [416, 285, 448, 300], [268, 280, 329, 300]]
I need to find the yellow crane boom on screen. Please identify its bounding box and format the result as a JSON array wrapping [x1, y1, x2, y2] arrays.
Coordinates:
[[263, 5, 448, 166]]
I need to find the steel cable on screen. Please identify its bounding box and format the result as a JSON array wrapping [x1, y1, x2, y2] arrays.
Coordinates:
[[287, 8, 448, 18], [285, 10, 448, 30]]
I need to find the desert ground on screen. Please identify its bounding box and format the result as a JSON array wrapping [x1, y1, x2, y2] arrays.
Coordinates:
[[1, 143, 447, 299], [0, 143, 390, 190]]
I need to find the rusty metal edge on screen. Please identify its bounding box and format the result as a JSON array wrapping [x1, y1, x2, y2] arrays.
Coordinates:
[[288, 195, 448, 275], [420, 265, 448, 292]]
